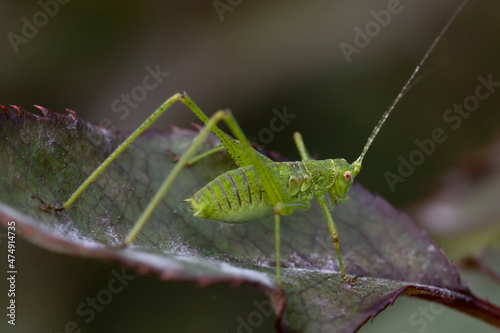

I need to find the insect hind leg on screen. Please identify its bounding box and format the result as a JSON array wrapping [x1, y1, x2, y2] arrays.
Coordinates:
[[125, 106, 291, 246], [124, 109, 231, 244]]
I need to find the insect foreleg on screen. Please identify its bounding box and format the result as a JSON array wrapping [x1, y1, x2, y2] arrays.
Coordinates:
[[316, 193, 358, 284]]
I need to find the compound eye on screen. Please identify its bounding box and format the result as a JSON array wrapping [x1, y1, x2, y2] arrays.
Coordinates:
[[343, 171, 353, 183]]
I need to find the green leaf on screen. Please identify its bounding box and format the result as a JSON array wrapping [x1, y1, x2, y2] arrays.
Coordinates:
[[1, 105, 500, 332]]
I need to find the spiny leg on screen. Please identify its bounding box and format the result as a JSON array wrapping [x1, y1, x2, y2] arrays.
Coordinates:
[[38, 92, 250, 212], [180, 96, 275, 167], [175, 94, 289, 207], [180, 96, 248, 167], [315, 194, 359, 284], [125, 108, 293, 247], [124, 110, 229, 244]]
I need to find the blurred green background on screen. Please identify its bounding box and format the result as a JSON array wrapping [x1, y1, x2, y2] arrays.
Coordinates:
[[1, 0, 499, 332]]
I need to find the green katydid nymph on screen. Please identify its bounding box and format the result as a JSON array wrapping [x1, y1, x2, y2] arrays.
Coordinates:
[[36, 0, 469, 286]]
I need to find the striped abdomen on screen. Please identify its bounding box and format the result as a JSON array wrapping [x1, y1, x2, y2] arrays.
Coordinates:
[[185, 162, 314, 223]]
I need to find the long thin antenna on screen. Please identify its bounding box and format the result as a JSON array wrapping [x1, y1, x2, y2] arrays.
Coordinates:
[[352, 0, 470, 176]]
